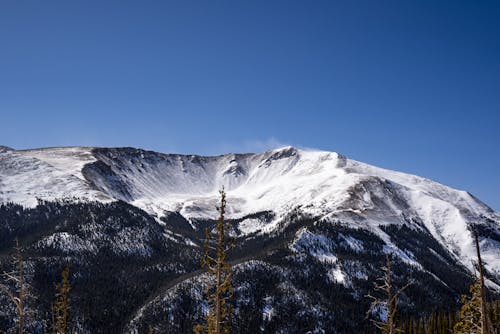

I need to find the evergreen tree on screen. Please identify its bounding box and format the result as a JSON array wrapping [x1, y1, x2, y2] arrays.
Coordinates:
[[52, 266, 71, 334], [366, 256, 411, 334], [454, 227, 494, 334], [416, 318, 425, 334], [473, 228, 494, 334], [194, 189, 234, 334], [490, 300, 500, 332], [492, 300, 500, 333], [454, 279, 482, 334]]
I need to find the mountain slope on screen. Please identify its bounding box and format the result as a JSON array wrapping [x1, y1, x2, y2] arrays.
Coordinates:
[[0, 145, 499, 333], [1, 146, 498, 276]]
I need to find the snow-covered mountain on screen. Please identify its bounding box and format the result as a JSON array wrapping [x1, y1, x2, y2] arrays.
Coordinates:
[[1, 145, 499, 333], [1, 145, 498, 277]]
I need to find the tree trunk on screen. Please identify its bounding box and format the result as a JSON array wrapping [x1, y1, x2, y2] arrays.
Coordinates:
[[215, 257, 221, 334], [387, 260, 394, 334], [474, 228, 490, 334], [17, 242, 24, 334]]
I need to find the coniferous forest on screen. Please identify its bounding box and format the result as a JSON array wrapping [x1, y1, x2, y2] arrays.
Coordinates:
[[0, 194, 499, 333]]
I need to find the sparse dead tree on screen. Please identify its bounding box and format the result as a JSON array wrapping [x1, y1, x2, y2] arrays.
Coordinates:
[[0, 239, 31, 334], [194, 189, 234, 334], [366, 256, 411, 334]]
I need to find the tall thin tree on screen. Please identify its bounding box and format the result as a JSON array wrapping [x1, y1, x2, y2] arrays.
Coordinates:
[[194, 189, 234, 334], [473, 228, 493, 334], [52, 265, 71, 334], [0, 240, 29, 334], [455, 228, 494, 334], [366, 256, 411, 334]]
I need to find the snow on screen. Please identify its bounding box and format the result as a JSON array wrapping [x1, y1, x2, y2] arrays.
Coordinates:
[[338, 233, 364, 252], [262, 296, 274, 321], [291, 228, 337, 263], [327, 266, 346, 284], [83, 147, 355, 221], [17, 147, 96, 181], [0, 148, 111, 206], [38, 232, 97, 253], [238, 218, 267, 235], [1, 145, 499, 280]]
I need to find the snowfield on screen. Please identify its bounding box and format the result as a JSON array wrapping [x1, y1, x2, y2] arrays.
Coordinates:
[[1, 145, 499, 282]]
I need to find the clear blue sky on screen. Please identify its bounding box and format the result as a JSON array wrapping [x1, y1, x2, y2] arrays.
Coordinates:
[[0, 1, 499, 210]]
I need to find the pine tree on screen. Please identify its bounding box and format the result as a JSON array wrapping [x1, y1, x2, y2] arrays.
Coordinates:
[[454, 279, 482, 334], [416, 318, 425, 334], [52, 266, 71, 334], [0, 239, 30, 334], [492, 300, 500, 333], [194, 189, 234, 334], [454, 227, 494, 334], [473, 228, 494, 334], [366, 256, 411, 334]]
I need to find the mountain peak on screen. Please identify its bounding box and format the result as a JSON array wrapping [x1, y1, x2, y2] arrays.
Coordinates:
[[270, 145, 297, 152], [0, 145, 14, 152], [1, 145, 499, 279]]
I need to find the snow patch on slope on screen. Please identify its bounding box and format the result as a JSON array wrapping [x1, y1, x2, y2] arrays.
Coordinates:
[[0, 148, 111, 206], [18, 147, 96, 181], [290, 228, 337, 263]]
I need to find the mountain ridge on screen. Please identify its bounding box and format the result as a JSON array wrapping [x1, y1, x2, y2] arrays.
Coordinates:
[[1, 145, 499, 281], [1, 145, 500, 333]]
